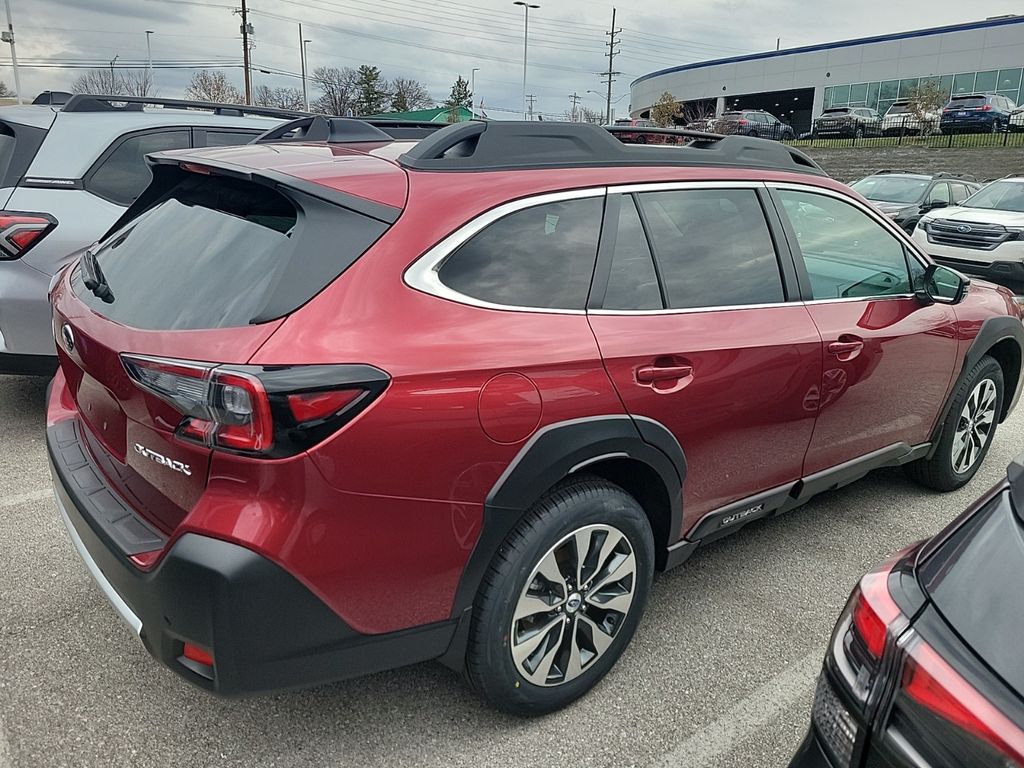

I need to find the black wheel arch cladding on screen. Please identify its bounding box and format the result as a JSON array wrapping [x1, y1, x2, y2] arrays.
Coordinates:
[[449, 415, 685, 619]]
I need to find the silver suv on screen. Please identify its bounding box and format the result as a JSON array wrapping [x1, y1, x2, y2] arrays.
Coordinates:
[[0, 93, 294, 375]]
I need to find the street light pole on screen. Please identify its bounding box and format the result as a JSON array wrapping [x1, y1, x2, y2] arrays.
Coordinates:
[[513, 1, 539, 120], [145, 30, 154, 91], [298, 23, 308, 111], [470, 67, 479, 118], [2, 0, 22, 104], [109, 54, 118, 92]]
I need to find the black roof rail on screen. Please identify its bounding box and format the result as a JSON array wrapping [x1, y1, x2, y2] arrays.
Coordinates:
[[934, 172, 978, 182], [60, 94, 305, 120], [398, 120, 825, 175], [873, 169, 914, 175], [251, 115, 447, 145]]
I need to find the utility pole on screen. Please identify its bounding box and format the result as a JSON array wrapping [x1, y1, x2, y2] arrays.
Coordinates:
[[526, 94, 536, 121], [602, 7, 622, 124], [1, 0, 21, 105], [145, 30, 154, 91], [569, 91, 581, 122], [299, 23, 308, 111], [109, 54, 118, 92], [240, 0, 252, 105]]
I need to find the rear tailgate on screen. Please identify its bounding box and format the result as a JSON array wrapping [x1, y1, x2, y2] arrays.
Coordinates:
[[52, 151, 404, 535]]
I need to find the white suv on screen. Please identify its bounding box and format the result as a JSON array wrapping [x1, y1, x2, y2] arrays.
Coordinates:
[[0, 93, 295, 376], [911, 176, 1024, 292]]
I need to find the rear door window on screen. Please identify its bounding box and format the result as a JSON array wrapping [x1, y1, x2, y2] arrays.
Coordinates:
[[437, 197, 603, 310], [73, 173, 388, 329], [86, 130, 191, 206], [636, 188, 784, 309]]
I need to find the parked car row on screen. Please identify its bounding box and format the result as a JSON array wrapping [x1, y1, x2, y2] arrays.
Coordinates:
[[811, 92, 1022, 138], [5, 92, 1024, 763]]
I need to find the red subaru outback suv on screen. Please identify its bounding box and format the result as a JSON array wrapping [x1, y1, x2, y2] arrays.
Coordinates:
[[47, 118, 1024, 715]]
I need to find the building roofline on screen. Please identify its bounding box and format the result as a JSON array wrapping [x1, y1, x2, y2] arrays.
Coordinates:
[[631, 15, 1024, 88]]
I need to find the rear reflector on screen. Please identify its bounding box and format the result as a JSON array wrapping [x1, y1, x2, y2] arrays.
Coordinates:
[[0, 212, 57, 259], [129, 550, 163, 569], [183, 643, 214, 667]]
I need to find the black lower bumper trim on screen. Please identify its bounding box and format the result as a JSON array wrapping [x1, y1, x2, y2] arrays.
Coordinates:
[[787, 729, 836, 768], [0, 351, 58, 376], [48, 417, 458, 696]]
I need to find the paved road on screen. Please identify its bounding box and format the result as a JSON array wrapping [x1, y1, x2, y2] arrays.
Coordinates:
[[2, 372, 1021, 768]]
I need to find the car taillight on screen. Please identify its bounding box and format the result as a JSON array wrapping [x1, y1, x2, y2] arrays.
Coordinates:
[[0, 212, 57, 259], [121, 354, 389, 457], [737, 119, 748, 125], [889, 636, 1024, 766], [981, 104, 993, 111]]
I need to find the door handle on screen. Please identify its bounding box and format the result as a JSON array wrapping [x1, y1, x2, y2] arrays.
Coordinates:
[[636, 364, 693, 383], [828, 336, 864, 360]]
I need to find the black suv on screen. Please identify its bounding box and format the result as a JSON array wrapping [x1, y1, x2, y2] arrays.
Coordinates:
[[713, 110, 795, 141], [813, 107, 882, 139], [850, 170, 981, 233]]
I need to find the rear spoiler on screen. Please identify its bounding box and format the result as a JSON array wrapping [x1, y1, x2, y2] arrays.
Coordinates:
[[99, 152, 401, 242]]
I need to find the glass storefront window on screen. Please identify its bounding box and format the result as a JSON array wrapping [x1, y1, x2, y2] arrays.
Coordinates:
[[998, 90, 1019, 107], [938, 75, 954, 100], [879, 80, 899, 101], [975, 70, 998, 93], [898, 78, 920, 98], [831, 84, 850, 106], [849, 82, 868, 105], [867, 81, 880, 110], [998, 68, 1022, 91], [953, 72, 976, 95]]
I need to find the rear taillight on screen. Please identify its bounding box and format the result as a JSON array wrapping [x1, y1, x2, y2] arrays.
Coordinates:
[[889, 636, 1024, 766], [981, 104, 993, 111], [0, 212, 57, 259], [121, 354, 389, 458], [737, 119, 748, 125]]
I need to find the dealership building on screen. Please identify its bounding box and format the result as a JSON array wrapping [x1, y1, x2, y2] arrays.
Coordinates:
[[630, 15, 1024, 134]]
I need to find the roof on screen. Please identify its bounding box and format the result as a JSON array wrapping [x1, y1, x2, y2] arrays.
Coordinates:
[[364, 106, 473, 123], [632, 15, 1024, 87]]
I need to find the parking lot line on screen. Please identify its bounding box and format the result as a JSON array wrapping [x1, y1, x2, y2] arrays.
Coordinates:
[[654, 649, 820, 768], [0, 488, 52, 509]]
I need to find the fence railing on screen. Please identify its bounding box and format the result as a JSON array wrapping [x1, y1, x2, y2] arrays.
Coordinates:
[[785, 126, 1024, 150]]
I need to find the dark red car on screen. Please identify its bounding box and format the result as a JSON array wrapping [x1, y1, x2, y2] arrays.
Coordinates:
[[47, 118, 1024, 715]]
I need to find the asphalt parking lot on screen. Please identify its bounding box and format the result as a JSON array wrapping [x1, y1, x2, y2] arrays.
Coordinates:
[[1, 372, 1021, 768]]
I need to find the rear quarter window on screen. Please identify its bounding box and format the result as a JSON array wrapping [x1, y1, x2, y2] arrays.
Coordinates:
[[86, 130, 191, 206], [436, 197, 603, 310]]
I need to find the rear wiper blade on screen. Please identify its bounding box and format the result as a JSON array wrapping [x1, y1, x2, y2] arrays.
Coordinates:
[[81, 248, 114, 304]]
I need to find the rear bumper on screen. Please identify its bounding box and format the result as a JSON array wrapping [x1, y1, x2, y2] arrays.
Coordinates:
[[49, 417, 459, 696], [787, 729, 835, 768], [940, 117, 998, 132]]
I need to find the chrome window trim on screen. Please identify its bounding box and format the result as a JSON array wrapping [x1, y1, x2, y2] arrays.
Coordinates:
[[402, 187, 606, 315], [608, 179, 764, 195], [589, 301, 793, 316]]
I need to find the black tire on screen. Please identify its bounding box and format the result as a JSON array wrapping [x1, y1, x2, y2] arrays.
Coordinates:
[[466, 475, 655, 716], [904, 355, 1004, 491]]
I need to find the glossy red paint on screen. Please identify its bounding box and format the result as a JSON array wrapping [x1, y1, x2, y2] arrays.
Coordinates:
[[801, 298, 959, 473], [46, 137, 1022, 645], [590, 305, 822, 529]]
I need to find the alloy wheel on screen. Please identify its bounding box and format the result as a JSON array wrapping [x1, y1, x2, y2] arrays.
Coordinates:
[[951, 378, 998, 474], [509, 524, 636, 687]]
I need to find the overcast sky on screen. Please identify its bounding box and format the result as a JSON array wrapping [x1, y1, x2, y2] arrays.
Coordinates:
[[9, 0, 1022, 118]]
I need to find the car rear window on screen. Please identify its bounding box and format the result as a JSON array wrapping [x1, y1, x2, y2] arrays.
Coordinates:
[[948, 96, 989, 108], [72, 173, 389, 330], [719, 113, 742, 121], [823, 108, 852, 115], [886, 103, 911, 115]]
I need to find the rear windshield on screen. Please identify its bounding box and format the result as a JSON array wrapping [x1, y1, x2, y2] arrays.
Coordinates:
[[718, 113, 742, 121], [850, 176, 929, 203], [886, 103, 911, 115], [948, 96, 989, 108], [823, 108, 852, 115], [72, 174, 389, 330]]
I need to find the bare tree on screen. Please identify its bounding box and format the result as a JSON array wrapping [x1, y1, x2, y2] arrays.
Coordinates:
[[71, 68, 126, 95], [121, 69, 153, 97], [253, 85, 304, 110], [389, 77, 432, 112], [185, 70, 242, 103], [578, 106, 604, 124], [907, 81, 948, 134], [680, 100, 716, 128], [650, 91, 681, 127], [310, 66, 357, 115], [0, 81, 14, 98]]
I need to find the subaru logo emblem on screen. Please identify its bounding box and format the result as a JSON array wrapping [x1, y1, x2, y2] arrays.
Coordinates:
[[60, 324, 74, 353], [956, 224, 972, 233]]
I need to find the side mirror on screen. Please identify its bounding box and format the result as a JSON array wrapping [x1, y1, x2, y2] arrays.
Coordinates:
[[925, 200, 948, 211], [916, 263, 969, 305]]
